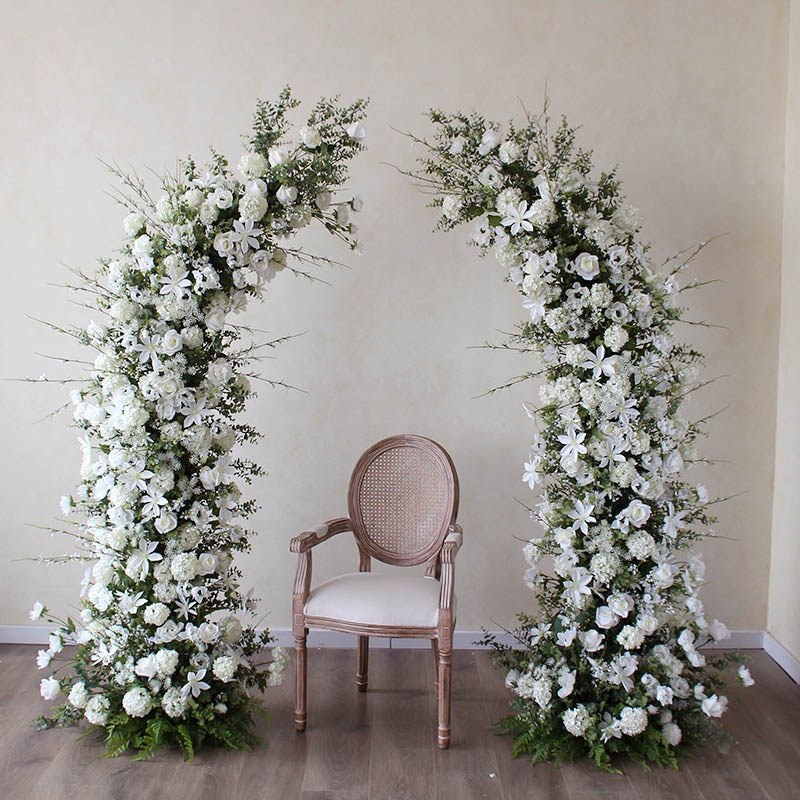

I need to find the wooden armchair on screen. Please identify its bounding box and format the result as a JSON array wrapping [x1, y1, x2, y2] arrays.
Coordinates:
[[289, 434, 462, 749]]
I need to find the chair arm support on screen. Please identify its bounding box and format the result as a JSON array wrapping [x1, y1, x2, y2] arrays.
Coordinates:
[[290, 517, 352, 605], [438, 523, 463, 611], [290, 516, 352, 553]]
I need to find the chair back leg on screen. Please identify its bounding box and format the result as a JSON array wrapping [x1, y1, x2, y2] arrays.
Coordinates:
[[437, 637, 452, 749], [431, 639, 440, 690], [357, 635, 369, 692], [294, 631, 308, 731]]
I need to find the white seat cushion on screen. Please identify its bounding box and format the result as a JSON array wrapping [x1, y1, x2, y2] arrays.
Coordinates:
[[305, 572, 446, 629]]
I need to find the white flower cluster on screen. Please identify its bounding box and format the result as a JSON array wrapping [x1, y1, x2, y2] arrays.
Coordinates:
[[34, 91, 367, 753], [412, 107, 751, 765]]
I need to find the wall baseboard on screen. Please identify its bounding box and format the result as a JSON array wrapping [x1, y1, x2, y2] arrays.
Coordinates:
[[0, 624, 772, 652], [763, 631, 800, 683], [4, 624, 798, 686]]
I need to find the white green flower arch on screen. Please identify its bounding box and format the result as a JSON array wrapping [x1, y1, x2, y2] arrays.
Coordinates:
[[33, 88, 368, 758], [406, 102, 752, 771]]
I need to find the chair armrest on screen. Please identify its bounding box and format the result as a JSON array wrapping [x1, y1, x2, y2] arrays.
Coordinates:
[[290, 517, 352, 553], [439, 523, 463, 611], [441, 523, 463, 564], [290, 517, 352, 613]]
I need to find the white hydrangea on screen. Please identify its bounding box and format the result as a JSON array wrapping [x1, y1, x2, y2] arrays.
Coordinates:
[[143, 602, 170, 627], [170, 552, 199, 581], [68, 681, 89, 709], [212, 655, 238, 683], [122, 687, 152, 718], [619, 706, 648, 736], [562, 704, 592, 737], [85, 695, 110, 725], [161, 686, 187, 719]]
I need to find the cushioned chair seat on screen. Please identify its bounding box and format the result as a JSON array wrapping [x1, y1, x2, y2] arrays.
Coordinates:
[[305, 572, 444, 628]]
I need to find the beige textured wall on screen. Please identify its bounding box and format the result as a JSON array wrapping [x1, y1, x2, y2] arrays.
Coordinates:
[[0, 0, 787, 635], [769, 0, 800, 661]]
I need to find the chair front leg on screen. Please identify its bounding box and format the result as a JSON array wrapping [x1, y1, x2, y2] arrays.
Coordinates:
[[294, 628, 307, 732], [292, 550, 312, 732], [437, 617, 453, 749], [357, 635, 369, 692]]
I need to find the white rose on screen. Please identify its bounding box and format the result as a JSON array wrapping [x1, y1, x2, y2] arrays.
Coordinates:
[[205, 308, 225, 331], [198, 622, 219, 644], [315, 191, 332, 212], [663, 450, 684, 474], [135, 655, 157, 679], [268, 145, 290, 167], [40, 677, 60, 700], [212, 188, 233, 209], [213, 232, 234, 256], [595, 606, 619, 630], [276, 185, 298, 206], [132, 235, 152, 258], [346, 121, 366, 142], [656, 685, 674, 706], [738, 665, 755, 687], [30, 601, 45, 620], [155, 510, 178, 534], [197, 552, 218, 575], [637, 614, 659, 636], [700, 694, 728, 718], [160, 329, 182, 356], [607, 594, 634, 618], [299, 125, 322, 148], [123, 212, 145, 237], [709, 619, 730, 642], [478, 129, 501, 155], [624, 500, 652, 528], [581, 629, 605, 652], [448, 136, 465, 155], [183, 188, 204, 209], [499, 140, 521, 164], [574, 252, 600, 281], [478, 166, 501, 189]]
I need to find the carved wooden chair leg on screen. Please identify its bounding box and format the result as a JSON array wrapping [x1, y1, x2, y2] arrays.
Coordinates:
[[357, 635, 369, 692], [431, 639, 440, 691], [437, 641, 452, 749], [294, 632, 307, 731]]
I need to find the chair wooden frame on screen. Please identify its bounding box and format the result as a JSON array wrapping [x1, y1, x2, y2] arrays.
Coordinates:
[[289, 434, 462, 749]]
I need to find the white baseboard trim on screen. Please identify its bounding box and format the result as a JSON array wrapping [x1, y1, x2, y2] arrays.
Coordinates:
[[763, 631, 800, 684], [5, 625, 795, 683], [0, 624, 769, 652]]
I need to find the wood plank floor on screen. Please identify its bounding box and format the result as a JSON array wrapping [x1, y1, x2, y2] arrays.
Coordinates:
[[1, 645, 798, 799]]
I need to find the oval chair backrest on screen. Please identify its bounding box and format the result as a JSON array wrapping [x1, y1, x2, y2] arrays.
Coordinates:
[[348, 434, 459, 567]]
